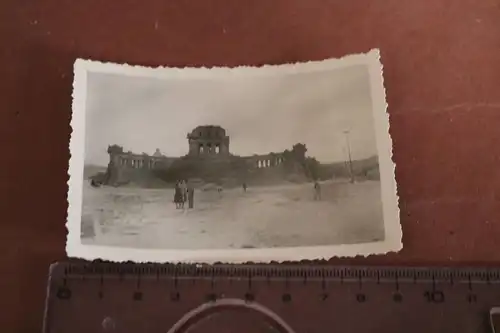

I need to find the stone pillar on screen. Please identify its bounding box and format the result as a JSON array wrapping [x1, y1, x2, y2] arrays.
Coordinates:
[[188, 139, 199, 156], [219, 136, 230, 155], [110, 154, 120, 167]]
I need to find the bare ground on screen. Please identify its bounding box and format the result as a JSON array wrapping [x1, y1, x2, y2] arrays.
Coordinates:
[[80, 180, 385, 249]]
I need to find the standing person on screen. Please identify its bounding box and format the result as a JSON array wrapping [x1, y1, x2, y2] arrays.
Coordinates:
[[242, 182, 247, 192], [187, 180, 195, 209], [313, 181, 321, 201], [174, 181, 183, 209], [180, 180, 187, 209]]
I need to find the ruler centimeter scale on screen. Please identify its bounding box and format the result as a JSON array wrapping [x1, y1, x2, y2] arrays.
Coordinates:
[[44, 263, 500, 333]]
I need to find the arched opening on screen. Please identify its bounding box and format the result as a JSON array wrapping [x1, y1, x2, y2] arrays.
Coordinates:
[[215, 144, 220, 154], [166, 298, 296, 333]]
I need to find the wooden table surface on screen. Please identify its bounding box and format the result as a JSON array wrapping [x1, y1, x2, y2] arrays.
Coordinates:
[[2, 0, 500, 331]]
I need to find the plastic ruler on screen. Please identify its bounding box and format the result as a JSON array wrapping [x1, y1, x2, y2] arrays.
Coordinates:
[[43, 262, 500, 333]]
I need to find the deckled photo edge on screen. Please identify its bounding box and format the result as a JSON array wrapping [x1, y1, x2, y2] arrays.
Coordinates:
[[65, 49, 402, 264], [369, 50, 402, 254], [69, 49, 381, 80], [66, 60, 87, 257]]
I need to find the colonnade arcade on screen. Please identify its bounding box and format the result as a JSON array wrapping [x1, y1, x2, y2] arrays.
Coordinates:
[[118, 156, 159, 169], [198, 143, 221, 155], [256, 157, 284, 168]]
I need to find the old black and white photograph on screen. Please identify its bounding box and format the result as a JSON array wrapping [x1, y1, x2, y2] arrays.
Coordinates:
[[66, 49, 401, 263]]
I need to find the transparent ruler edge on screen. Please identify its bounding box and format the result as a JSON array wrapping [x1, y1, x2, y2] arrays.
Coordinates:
[[49, 262, 500, 284]]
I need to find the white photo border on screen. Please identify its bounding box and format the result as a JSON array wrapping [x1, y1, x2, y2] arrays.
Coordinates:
[[66, 49, 401, 263]]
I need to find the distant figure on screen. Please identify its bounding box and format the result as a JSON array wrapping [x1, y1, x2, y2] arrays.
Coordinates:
[[180, 180, 188, 207], [242, 182, 247, 192], [187, 182, 195, 209], [217, 186, 223, 197], [90, 179, 101, 188], [313, 181, 321, 201], [174, 181, 183, 209]]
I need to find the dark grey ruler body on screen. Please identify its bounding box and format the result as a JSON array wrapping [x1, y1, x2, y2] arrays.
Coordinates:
[[43, 263, 500, 333]]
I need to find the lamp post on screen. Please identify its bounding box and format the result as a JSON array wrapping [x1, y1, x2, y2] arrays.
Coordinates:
[[343, 129, 354, 183]]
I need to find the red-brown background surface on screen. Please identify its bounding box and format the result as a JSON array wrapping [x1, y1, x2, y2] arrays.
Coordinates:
[[1, 0, 500, 331]]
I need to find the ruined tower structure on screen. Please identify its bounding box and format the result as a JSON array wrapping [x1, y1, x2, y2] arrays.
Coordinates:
[[101, 124, 303, 187], [187, 125, 230, 157]]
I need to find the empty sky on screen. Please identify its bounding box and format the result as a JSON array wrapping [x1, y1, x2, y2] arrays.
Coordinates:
[[84, 64, 378, 166]]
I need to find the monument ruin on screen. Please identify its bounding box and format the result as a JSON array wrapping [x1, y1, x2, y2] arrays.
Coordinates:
[[100, 125, 309, 187]]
